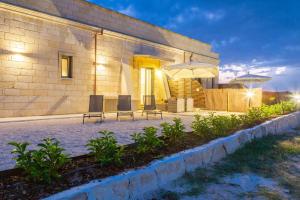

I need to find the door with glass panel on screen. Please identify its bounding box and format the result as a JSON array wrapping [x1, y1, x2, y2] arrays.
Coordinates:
[[140, 68, 153, 104]]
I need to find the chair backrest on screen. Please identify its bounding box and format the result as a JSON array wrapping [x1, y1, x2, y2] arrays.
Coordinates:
[[117, 95, 132, 111], [89, 95, 104, 112], [143, 95, 156, 110]]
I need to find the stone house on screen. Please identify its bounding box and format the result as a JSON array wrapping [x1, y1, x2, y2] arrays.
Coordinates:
[[0, 0, 219, 118]]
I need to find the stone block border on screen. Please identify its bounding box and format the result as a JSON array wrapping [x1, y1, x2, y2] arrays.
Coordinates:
[[45, 112, 300, 200]]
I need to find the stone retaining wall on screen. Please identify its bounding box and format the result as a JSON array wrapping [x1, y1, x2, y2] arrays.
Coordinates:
[[45, 112, 300, 200]]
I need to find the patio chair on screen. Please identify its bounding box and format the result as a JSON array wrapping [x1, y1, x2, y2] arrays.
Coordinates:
[[117, 95, 134, 121], [142, 95, 163, 120], [83, 95, 104, 124]]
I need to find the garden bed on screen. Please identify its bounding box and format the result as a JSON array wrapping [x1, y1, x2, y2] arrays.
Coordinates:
[[0, 122, 278, 199], [1, 132, 218, 200], [0, 102, 297, 200]]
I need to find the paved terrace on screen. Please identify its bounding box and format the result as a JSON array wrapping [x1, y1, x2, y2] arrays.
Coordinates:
[[0, 111, 238, 171]]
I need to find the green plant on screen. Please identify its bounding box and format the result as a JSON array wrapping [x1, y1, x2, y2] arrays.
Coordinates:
[[280, 101, 296, 113], [210, 114, 235, 137], [161, 118, 185, 143], [241, 107, 265, 126], [131, 127, 163, 154], [229, 114, 243, 129], [191, 114, 214, 139], [192, 114, 241, 139], [9, 138, 69, 183], [87, 130, 123, 166]]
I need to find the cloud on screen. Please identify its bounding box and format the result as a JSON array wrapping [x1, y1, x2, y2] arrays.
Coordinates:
[[203, 10, 226, 21], [212, 36, 239, 49], [275, 67, 286, 75], [219, 59, 288, 85], [118, 5, 137, 17], [284, 45, 300, 51], [165, 7, 225, 29]]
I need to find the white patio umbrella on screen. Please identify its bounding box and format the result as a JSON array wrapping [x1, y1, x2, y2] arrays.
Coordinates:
[[230, 73, 272, 84], [230, 73, 272, 89], [162, 62, 218, 79]]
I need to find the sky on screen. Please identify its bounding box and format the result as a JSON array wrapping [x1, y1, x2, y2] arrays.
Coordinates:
[[86, 0, 300, 92]]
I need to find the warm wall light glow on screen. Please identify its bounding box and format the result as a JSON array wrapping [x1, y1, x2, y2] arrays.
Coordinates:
[[98, 56, 107, 65], [96, 64, 106, 73], [156, 69, 163, 79], [12, 54, 24, 62]]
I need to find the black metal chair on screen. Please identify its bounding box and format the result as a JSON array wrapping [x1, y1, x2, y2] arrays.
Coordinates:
[[142, 95, 163, 120], [117, 95, 134, 121], [83, 95, 104, 124]]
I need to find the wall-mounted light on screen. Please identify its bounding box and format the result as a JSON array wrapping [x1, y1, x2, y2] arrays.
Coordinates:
[[156, 69, 163, 79], [12, 54, 24, 62], [97, 55, 107, 65], [96, 64, 106, 73]]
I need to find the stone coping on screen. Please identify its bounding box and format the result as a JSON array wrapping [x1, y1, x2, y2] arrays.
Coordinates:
[[44, 112, 300, 200]]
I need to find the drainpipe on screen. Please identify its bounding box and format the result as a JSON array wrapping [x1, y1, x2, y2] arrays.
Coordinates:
[[94, 30, 103, 95]]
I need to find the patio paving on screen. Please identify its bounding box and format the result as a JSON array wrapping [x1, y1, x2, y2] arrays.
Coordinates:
[[0, 111, 238, 171]]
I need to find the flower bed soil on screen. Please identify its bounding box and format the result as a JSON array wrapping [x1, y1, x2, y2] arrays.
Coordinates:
[[0, 119, 273, 200]]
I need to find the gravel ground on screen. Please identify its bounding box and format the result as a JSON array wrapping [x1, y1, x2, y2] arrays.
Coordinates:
[[0, 111, 235, 171]]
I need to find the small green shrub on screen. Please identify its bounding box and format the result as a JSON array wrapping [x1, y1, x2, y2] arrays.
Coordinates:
[[229, 114, 243, 128], [9, 138, 69, 183], [280, 101, 296, 113], [161, 118, 185, 143], [241, 101, 296, 126], [131, 127, 163, 154], [87, 130, 123, 166], [192, 114, 241, 139], [191, 114, 214, 139], [210, 114, 236, 137], [241, 107, 265, 126]]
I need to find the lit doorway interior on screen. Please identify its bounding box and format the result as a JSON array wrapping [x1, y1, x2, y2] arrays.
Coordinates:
[[140, 68, 153, 104]]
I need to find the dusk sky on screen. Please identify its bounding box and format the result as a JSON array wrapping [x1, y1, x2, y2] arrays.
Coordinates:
[[87, 0, 300, 92]]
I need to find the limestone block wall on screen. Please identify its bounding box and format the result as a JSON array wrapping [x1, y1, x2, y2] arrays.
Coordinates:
[[0, 9, 95, 117], [1, 0, 219, 59], [0, 1, 219, 117]]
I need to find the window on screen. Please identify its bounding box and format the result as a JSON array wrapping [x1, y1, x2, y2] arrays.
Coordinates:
[[60, 55, 73, 78]]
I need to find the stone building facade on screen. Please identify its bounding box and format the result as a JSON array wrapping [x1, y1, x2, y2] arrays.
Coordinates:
[[0, 0, 219, 117]]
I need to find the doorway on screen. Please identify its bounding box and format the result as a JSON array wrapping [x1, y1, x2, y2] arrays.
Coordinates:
[[140, 68, 153, 104]]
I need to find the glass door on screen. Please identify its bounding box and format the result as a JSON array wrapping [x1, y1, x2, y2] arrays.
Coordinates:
[[140, 68, 153, 104]]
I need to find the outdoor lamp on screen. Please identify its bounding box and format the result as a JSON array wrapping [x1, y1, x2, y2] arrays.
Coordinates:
[[156, 69, 163, 79], [292, 93, 300, 103], [246, 90, 255, 98]]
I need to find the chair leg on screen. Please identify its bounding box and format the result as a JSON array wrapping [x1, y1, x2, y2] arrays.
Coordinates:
[[83, 116, 85, 124], [146, 112, 149, 120], [117, 112, 119, 121], [161, 112, 163, 120], [132, 112, 135, 121]]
